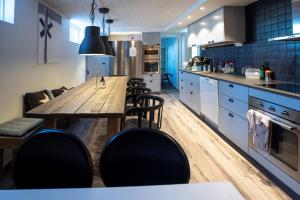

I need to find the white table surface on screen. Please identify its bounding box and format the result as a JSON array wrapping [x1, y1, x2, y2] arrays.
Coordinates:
[[0, 182, 245, 200]]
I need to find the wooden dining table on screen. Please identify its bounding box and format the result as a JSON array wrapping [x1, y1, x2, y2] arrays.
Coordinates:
[[26, 76, 128, 136]]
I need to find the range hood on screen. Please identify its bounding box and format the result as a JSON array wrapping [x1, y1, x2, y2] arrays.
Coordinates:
[[268, 0, 300, 41]]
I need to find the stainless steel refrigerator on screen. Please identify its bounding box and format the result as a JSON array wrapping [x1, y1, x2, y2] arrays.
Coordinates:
[[85, 41, 143, 81], [112, 41, 143, 78]]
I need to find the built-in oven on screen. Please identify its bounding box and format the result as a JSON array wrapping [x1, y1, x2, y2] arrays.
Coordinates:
[[249, 96, 300, 182], [143, 45, 160, 60], [143, 59, 160, 74]]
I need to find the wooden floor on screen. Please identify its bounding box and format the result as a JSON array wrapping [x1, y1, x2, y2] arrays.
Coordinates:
[[0, 89, 292, 199], [84, 89, 291, 200]]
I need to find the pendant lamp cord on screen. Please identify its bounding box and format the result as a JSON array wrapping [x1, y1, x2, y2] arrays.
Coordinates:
[[102, 12, 106, 35], [89, 0, 97, 25]]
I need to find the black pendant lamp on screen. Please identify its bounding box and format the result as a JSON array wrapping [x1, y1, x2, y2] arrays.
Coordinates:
[[99, 7, 113, 56], [79, 0, 105, 55], [106, 19, 116, 56]]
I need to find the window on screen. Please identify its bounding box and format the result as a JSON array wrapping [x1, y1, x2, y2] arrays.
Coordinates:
[[69, 22, 83, 44], [0, 0, 15, 24]]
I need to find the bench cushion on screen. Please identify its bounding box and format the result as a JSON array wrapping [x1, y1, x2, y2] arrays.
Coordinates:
[[0, 118, 44, 137]]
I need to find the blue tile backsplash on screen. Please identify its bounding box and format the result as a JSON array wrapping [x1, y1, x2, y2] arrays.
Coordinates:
[[201, 0, 300, 83]]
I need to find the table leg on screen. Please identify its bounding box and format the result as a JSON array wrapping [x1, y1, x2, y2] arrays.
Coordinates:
[[107, 118, 121, 137]]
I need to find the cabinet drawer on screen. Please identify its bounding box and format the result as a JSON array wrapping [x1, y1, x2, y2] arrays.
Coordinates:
[[143, 74, 160, 80], [219, 81, 248, 103], [219, 94, 248, 119], [145, 79, 161, 92], [187, 89, 201, 114], [219, 107, 248, 152], [184, 72, 200, 84], [179, 85, 188, 105]]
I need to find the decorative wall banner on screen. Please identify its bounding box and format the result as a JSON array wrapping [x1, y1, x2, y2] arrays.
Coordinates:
[[38, 3, 62, 64]]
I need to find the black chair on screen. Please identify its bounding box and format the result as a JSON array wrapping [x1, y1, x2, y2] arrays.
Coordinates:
[[122, 94, 164, 130], [127, 78, 144, 86], [99, 128, 190, 187], [126, 87, 152, 107], [13, 129, 93, 189], [127, 82, 147, 88], [161, 73, 173, 88]]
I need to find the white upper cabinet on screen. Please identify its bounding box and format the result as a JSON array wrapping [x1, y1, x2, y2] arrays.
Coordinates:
[[187, 7, 245, 48]]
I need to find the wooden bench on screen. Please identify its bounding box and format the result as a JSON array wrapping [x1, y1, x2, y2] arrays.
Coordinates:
[[0, 118, 44, 176]]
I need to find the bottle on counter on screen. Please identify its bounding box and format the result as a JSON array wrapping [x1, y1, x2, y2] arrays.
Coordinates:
[[218, 62, 223, 73], [259, 61, 268, 80], [229, 61, 235, 74], [265, 70, 272, 82]]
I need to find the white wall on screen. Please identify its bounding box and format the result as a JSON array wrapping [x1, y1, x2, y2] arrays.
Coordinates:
[[0, 0, 86, 123]]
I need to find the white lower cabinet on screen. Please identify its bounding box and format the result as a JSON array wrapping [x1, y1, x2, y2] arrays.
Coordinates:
[[218, 80, 249, 153], [187, 89, 201, 114], [200, 76, 218, 126], [219, 107, 248, 152], [179, 71, 201, 115], [143, 74, 161, 92]]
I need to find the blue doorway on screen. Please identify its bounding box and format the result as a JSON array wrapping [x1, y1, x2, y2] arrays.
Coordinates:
[[161, 37, 179, 89]]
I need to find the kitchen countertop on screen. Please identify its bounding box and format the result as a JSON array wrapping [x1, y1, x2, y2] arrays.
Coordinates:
[[179, 69, 300, 99]]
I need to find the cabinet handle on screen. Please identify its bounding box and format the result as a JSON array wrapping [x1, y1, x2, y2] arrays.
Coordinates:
[[228, 113, 234, 118], [190, 92, 193, 95], [256, 102, 264, 107], [181, 79, 183, 82], [150, 80, 153, 83], [228, 98, 234, 103], [150, 74, 153, 76], [228, 84, 234, 88], [190, 83, 193, 86], [282, 111, 289, 116], [268, 106, 276, 112]]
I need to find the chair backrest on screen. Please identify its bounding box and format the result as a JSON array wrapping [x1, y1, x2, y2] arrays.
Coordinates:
[[127, 87, 152, 95], [127, 82, 146, 87], [126, 87, 152, 107], [127, 78, 144, 86], [13, 129, 93, 189], [99, 128, 190, 187], [124, 94, 164, 129]]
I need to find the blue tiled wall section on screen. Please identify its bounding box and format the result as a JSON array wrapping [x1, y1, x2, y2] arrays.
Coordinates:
[[201, 0, 300, 83]]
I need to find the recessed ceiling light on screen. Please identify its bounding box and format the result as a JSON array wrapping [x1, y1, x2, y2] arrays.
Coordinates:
[[200, 6, 205, 10], [213, 15, 220, 20], [187, 16, 192, 19], [178, 22, 182, 25]]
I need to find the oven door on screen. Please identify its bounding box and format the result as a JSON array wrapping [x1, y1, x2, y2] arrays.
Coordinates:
[[143, 48, 160, 60], [248, 107, 300, 182], [143, 60, 160, 74]]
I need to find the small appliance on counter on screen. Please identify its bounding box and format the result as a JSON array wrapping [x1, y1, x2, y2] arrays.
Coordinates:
[[245, 68, 260, 79]]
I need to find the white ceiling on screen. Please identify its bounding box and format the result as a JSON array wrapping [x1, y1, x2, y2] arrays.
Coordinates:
[[44, 0, 257, 33]]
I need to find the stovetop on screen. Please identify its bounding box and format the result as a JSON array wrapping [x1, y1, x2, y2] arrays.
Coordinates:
[[255, 83, 300, 94]]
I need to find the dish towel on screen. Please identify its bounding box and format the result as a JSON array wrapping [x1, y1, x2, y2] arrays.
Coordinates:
[[247, 109, 271, 152]]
